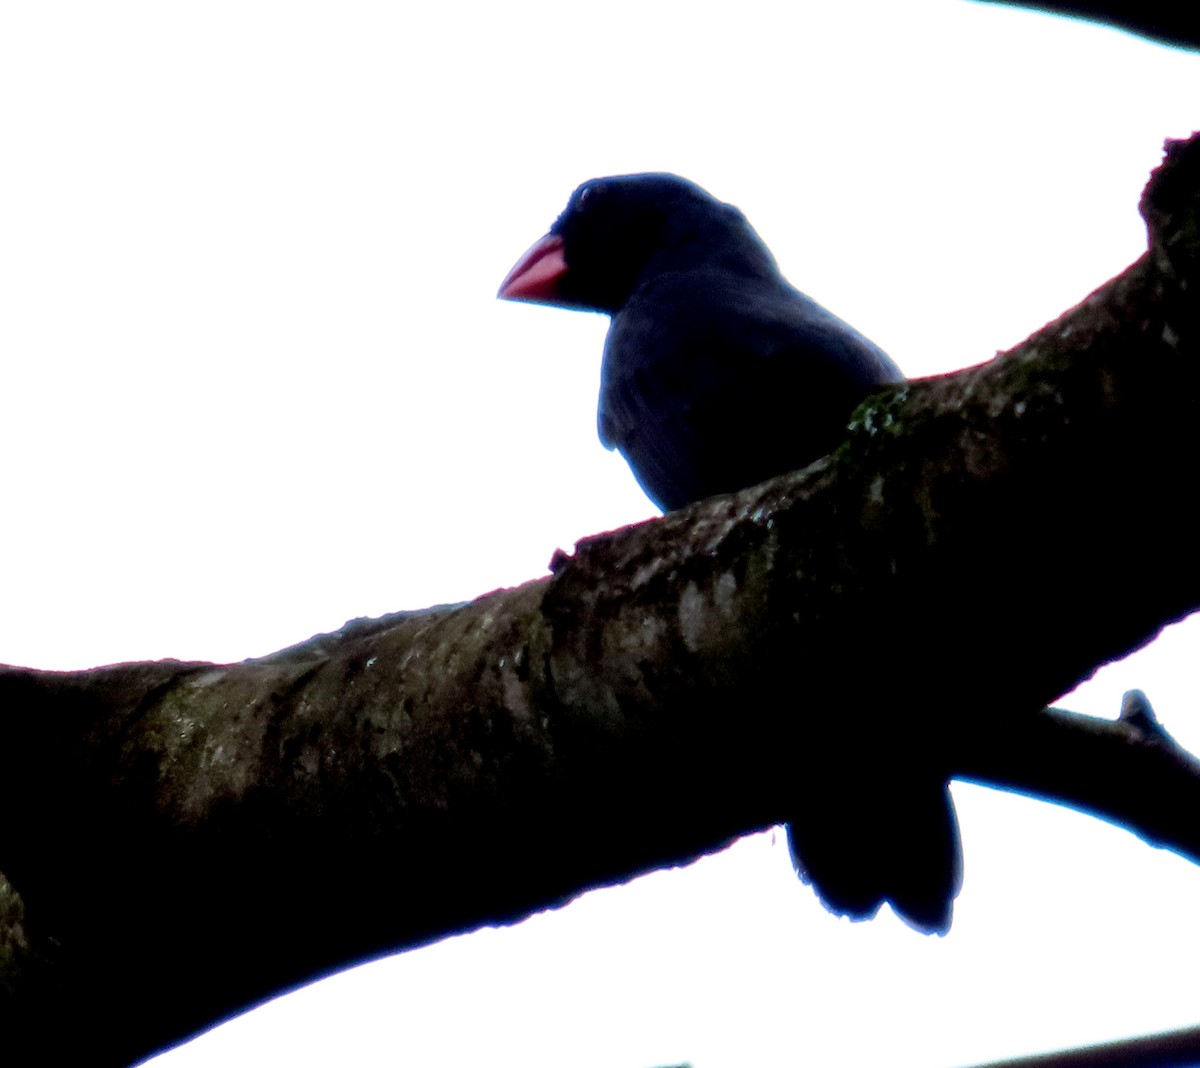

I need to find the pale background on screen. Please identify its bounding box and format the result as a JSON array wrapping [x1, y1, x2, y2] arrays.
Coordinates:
[[2, 2, 1199, 1065]]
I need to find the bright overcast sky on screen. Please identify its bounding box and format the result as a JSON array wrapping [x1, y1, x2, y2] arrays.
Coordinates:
[[3, 2, 1200, 1066]]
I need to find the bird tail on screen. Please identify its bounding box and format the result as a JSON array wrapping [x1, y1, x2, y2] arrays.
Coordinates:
[[786, 776, 961, 936]]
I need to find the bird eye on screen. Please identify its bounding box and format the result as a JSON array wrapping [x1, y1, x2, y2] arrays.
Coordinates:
[[575, 181, 607, 212]]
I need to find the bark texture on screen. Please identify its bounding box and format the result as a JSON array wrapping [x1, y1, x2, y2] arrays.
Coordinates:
[[1, 134, 1199, 1065]]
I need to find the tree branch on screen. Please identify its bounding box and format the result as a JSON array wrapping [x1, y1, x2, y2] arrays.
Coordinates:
[[973, 0, 1200, 50], [960, 692, 1200, 861], [965, 1022, 1200, 1068], [2, 133, 1199, 1064]]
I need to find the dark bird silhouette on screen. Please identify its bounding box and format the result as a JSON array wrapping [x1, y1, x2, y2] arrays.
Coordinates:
[[498, 172, 960, 934], [497, 172, 903, 511]]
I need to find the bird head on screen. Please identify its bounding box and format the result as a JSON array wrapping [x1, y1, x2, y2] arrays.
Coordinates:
[[498, 172, 775, 314]]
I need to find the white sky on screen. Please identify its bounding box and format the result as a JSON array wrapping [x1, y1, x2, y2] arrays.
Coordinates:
[[2, 2, 1199, 1066]]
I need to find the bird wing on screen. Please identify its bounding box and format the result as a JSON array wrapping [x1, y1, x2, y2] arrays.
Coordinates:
[[598, 271, 902, 512]]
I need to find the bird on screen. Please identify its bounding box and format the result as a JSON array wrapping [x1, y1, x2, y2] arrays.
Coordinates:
[[498, 172, 960, 934], [497, 172, 904, 511]]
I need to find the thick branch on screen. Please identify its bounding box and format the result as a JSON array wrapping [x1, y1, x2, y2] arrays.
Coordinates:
[[1, 135, 1199, 1064]]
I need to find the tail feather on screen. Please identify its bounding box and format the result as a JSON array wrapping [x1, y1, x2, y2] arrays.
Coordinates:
[[787, 778, 961, 936]]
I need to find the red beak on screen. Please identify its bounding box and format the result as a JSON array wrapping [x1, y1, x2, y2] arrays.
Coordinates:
[[497, 233, 568, 304]]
